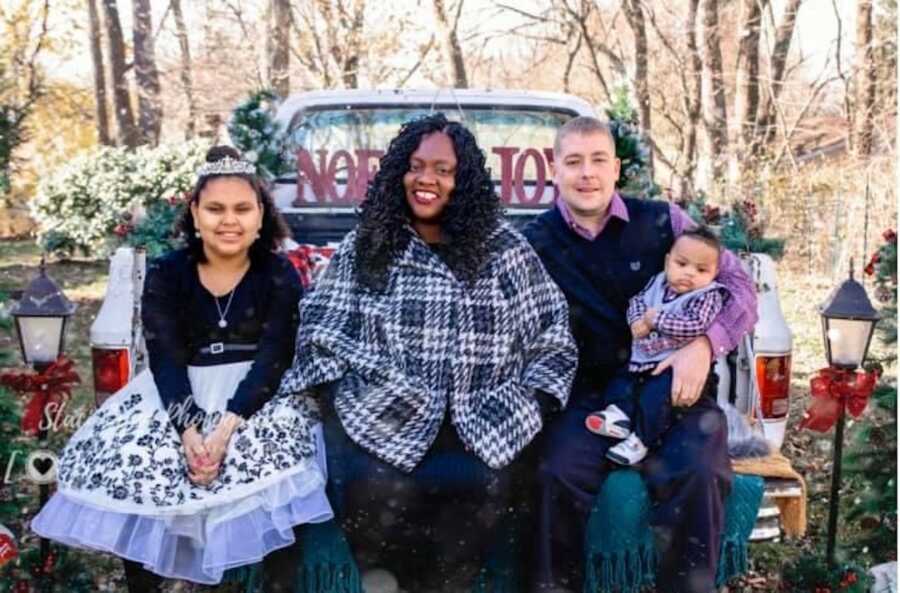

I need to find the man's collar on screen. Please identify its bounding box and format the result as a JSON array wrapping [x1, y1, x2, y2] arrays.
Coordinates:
[[606, 192, 630, 223], [555, 192, 629, 239]]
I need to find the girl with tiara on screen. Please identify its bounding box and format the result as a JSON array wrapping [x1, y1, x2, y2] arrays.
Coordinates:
[[32, 146, 332, 592]]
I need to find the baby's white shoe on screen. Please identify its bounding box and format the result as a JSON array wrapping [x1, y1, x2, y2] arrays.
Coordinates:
[[606, 433, 648, 466], [584, 404, 631, 440]]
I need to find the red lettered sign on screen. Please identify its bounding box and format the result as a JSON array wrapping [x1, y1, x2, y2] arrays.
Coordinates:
[[292, 146, 557, 207]]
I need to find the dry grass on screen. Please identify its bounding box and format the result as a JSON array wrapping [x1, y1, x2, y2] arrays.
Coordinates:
[[751, 153, 896, 283]]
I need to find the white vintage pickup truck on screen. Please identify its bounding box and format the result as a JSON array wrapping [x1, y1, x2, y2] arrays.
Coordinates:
[[89, 88, 800, 542]]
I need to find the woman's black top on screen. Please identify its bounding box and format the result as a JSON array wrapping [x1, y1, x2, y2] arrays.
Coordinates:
[[141, 248, 303, 433]]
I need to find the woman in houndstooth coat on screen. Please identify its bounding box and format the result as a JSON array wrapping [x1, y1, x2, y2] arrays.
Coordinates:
[[277, 113, 578, 591]]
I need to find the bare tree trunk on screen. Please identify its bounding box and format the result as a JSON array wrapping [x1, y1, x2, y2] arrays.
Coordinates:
[[171, 0, 197, 139], [703, 0, 729, 182], [296, 1, 335, 88], [831, 0, 853, 149], [268, 0, 291, 96], [855, 0, 876, 157], [623, 0, 653, 175], [301, 0, 363, 88], [755, 0, 803, 152], [734, 0, 767, 169], [100, 0, 139, 148], [86, 0, 111, 145], [132, 0, 162, 145], [681, 0, 703, 197], [340, 0, 364, 88], [432, 0, 468, 88], [562, 31, 583, 93]]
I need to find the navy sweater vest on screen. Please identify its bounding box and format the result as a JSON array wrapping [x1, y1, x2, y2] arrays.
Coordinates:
[[523, 197, 674, 396]]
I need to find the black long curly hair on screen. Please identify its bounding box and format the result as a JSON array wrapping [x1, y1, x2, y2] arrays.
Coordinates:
[[179, 145, 290, 263], [354, 113, 501, 290]]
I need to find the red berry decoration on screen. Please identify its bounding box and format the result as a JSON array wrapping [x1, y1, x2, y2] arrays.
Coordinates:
[[113, 223, 134, 238], [865, 253, 880, 276], [702, 205, 721, 224]]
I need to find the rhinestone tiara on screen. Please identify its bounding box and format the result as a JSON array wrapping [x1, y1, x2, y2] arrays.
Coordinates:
[[197, 156, 256, 177]]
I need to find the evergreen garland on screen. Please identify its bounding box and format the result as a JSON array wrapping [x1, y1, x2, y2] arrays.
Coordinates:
[[1, 547, 96, 593], [780, 556, 871, 593], [121, 193, 188, 260], [843, 229, 897, 561], [0, 292, 35, 590], [0, 293, 96, 592], [605, 86, 659, 200], [227, 89, 290, 180], [676, 191, 786, 258]]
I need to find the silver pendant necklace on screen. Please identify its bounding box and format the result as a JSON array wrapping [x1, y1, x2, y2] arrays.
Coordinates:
[[214, 288, 237, 328]]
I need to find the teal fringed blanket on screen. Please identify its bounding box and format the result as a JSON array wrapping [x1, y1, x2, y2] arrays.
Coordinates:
[[584, 471, 765, 593], [222, 520, 360, 593], [223, 474, 764, 593]]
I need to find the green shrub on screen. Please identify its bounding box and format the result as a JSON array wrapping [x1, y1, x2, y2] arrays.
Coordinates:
[[227, 89, 290, 180], [31, 141, 209, 257]]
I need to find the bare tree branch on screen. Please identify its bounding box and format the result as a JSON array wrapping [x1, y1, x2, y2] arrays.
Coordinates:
[[23, 0, 50, 110], [646, 134, 677, 173], [703, 0, 729, 181], [152, 0, 172, 45], [492, 3, 556, 24], [222, 0, 265, 87], [432, 0, 469, 87], [563, 29, 583, 92], [399, 36, 437, 87], [855, 0, 876, 156], [831, 0, 853, 146], [752, 0, 803, 154], [622, 0, 653, 172], [171, 0, 196, 138], [452, 0, 465, 32], [773, 70, 839, 168]]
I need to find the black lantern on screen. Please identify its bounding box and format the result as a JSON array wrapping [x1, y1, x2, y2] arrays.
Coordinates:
[[818, 261, 880, 568], [10, 259, 76, 368], [819, 263, 880, 370]]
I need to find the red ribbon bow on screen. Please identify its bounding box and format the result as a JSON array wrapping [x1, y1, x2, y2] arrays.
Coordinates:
[[285, 245, 314, 289], [0, 523, 17, 569], [0, 357, 80, 436], [285, 245, 336, 289], [799, 367, 878, 432]]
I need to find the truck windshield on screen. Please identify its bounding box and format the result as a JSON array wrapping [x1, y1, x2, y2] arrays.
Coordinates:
[[284, 106, 574, 209]]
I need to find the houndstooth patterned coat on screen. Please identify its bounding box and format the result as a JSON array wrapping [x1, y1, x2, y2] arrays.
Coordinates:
[[277, 222, 577, 472]]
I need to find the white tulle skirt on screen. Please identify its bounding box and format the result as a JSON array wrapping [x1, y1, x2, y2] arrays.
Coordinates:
[[32, 362, 333, 584]]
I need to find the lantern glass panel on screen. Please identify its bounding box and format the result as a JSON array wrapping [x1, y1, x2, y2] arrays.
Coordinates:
[[825, 317, 874, 368], [17, 316, 64, 365]]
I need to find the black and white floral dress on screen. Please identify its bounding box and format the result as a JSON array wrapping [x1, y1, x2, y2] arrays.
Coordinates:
[[32, 249, 332, 584]]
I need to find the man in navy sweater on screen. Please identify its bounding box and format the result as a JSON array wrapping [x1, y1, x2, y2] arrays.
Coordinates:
[[523, 116, 758, 593]]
